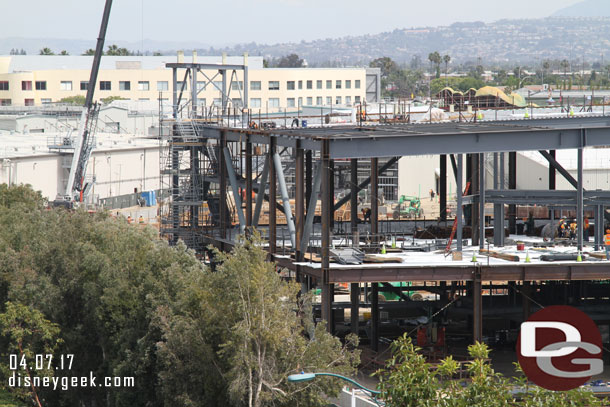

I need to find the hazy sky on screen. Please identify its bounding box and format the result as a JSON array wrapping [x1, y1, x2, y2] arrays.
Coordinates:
[[2, 0, 582, 46]]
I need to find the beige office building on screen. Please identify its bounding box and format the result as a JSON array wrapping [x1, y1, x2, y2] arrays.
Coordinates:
[[0, 55, 379, 111]]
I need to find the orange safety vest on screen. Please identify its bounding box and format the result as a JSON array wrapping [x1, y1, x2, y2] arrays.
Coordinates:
[[605, 233, 610, 246]]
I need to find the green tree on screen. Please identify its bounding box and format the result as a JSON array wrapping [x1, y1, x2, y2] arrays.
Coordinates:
[[157, 235, 360, 407], [59, 50, 69, 56], [369, 56, 399, 78], [0, 302, 62, 407], [277, 53, 304, 68], [38, 48, 54, 56], [105, 44, 131, 56], [58, 95, 85, 105], [443, 54, 451, 84], [428, 51, 441, 79], [82, 49, 96, 56], [100, 96, 127, 104]]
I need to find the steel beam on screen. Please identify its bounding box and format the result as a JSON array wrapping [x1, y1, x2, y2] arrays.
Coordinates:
[[549, 150, 556, 190], [223, 147, 246, 233], [539, 150, 578, 189], [273, 152, 296, 248]]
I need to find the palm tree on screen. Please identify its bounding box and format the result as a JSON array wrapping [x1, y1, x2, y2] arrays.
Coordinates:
[[443, 55, 451, 86], [560, 59, 570, 90], [39, 47, 54, 55]]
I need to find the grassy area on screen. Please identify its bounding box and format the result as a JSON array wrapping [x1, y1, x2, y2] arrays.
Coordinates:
[[0, 389, 23, 407]]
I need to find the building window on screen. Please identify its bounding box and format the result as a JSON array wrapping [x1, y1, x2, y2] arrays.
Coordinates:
[[316, 96, 323, 105], [0, 99, 11, 106], [250, 81, 261, 91], [287, 81, 295, 90], [41, 98, 52, 104], [336, 80, 342, 89], [316, 80, 322, 89], [22, 81, 32, 91], [100, 81, 111, 91], [346, 96, 352, 105], [268, 98, 280, 108], [60, 81, 73, 91], [268, 81, 279, 91], [157, 81, 168, 91], [230, 98, 243, 108], [298, 80, 303, 90], [250, 98, 261, 108], [306, 80, 313, 89], [326, 96, 332, 105], [287, 98, 296, 107], [35, 81, 46, 91], [336, 96, 342, 104], [306, 97, 313, 105], [355, 96, 361, 103], [119, 81, 131, 91], [24, 98, 34, 106], [0, 81, 9, 91], [196, 81, 206, 91], [355, 80, 361, 89], [80, 81, 89, 91], [345, 80, 351, 89], [326, 80, 332, 89], [231, 81, 243, 91], [138, 81, 150, 91]]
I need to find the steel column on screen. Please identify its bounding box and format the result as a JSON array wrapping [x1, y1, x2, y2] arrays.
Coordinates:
[[269, 137, 277, 253], [350, 159, 359, 239], [577, 142, 584, 251], [191, 65, 197, 115], [219, 132, 227, 239], [522, 281, 531, 321], [371, 158, 379, 243], [471, 154, 480, 246], [508, 152, 517, 234], [300, 161, 322, 254], [273, 152, 296, 248], [440, 154, 447, 222], [306, 150, 313, 209], [493, 153, 502, 246], [499, 152, 506, 246], [245, 139, 252, 226], [223, 147, 246, 232], [473, 268, 482, 343], [549, 150, 556, 190], [321, 139, 333, 332], [371, 283, 379, 352], [296, 145, 304, 258], [350, 283, 359, 335], [252, 154, 269, 228], [457, 154, 463, 252], [479, 153, 486, 249], [539, 150, 578, 189]]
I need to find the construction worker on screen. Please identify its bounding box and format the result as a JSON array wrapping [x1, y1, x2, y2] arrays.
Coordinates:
[[139, 215, 145, 224], [605, 229, 610, 260]]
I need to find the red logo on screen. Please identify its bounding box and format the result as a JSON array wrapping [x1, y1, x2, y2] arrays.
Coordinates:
[[516, 306, 603, 391]]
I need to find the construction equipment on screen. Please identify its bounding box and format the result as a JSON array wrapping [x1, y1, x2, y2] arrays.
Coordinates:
[[53, 0, 113, 206], [392, 195, 423, 219]]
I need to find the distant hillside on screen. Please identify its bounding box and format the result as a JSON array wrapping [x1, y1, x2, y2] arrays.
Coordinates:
[[553, 0, 610, 17], [198, 17, 610, 66]]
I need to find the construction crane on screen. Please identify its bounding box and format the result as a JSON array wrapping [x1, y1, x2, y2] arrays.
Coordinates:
[[56, 0, 113, 206]]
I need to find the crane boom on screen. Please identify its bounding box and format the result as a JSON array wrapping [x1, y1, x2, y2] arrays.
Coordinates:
[[64, 0, 113, 200]]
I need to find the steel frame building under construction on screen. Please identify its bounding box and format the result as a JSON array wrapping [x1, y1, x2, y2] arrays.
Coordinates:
[[160, 61, 610, 356]]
